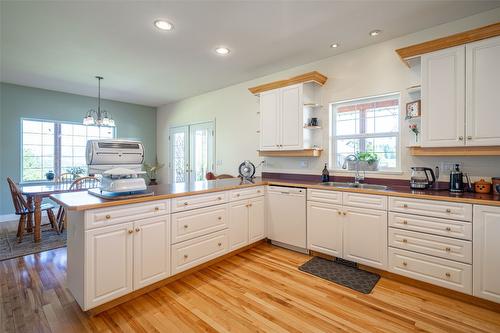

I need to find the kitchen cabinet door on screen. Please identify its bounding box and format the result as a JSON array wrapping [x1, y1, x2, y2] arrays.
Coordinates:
[[280, 84, 303, 150], [307, 201, 343, 257], [421, 45, 465, 147], [473, 205, 500, 303], [343, 207, 387, 269], [85, 222, 133, 309], [466, 36, 500, 146], [248, 196, 265, 243], [259, 89, 280, 150], [133, 216, 171, 290], [229, 200, 249, 250]]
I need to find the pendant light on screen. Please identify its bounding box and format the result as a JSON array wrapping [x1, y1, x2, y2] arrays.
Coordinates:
[[83, 76, 115, 127]]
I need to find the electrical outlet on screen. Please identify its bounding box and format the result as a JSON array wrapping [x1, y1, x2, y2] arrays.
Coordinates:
[[440, 162, 462, 173]]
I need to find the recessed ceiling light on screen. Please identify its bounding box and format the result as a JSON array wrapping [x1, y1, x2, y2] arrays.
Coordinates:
[[330, 43, 340, 48], [215, 47, 230, 55], [369, 29, 382, 37], [154, 20, 174, 31]]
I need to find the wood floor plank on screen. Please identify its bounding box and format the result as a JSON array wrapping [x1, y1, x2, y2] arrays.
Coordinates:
[[1, 242, 500, 332]]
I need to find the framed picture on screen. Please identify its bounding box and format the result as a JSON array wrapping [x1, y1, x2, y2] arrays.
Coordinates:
[[406, 100, 421, 118]]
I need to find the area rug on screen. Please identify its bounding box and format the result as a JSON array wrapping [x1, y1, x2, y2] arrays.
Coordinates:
[[0, 222, 66, 261], [299, 256, 380, 294]]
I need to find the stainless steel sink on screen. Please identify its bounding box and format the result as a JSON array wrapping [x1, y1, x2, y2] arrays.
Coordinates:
[[318, 182, 388, 191]]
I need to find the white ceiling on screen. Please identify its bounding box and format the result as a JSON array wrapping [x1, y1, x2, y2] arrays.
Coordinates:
[[1, 1, 499, 107]]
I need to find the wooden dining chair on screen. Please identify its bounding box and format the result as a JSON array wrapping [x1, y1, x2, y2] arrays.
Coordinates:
[[206, 172, 235, 180], [7, 177, 59, 242], [57, 176, 101, 232], [54, 173, 75, 184]]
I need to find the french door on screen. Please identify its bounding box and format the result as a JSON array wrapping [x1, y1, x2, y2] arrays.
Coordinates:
[[169, 121, 214, 184]]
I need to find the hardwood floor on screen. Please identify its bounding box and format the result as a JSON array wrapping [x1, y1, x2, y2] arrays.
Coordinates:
[[1, 243, 500, 333]]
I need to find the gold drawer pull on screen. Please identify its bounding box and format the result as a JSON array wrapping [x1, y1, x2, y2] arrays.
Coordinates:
[[105, 214, 111, 219], [236, 194, 240, 197], [446, 208, 451, 213], [403, 204, 408, 208], [402, 239, 408, 243], [248, 203, 252, 207], [257, 190, 261, 193], [154, 207, 160, 211], [128, 229, 134, 234], [445, 227, 452, 231], [337, 211, 342, 215], [184, 225, 188, 228], [445, 247, 451, 252], [218, 217, 222, 220], [184, 254, 188, 259], [445, 272, 451, 278], [342, 212, 347, 216], [135, 227, 140, 232], [217, 197, 222, 200], [403, 220, 408, 225], [183, 202, 189, 206], [218, 242, 222, 246], [402, 262, 408, 266]]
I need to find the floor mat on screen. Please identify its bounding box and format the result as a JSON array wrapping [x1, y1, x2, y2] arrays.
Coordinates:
[[299, 256, 380, 294]]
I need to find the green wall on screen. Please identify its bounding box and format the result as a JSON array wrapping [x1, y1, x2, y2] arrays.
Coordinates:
[[0, 83, 157, 214]]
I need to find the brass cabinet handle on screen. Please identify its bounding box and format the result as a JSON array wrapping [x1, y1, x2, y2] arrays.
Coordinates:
[[445, 272, 451, 278], [342, 212, 347, 216], [184, 224, 188, 228], [446, 227, 452, 231], [105, 214, 111, 219], [337, 211, 342, 215], [218, 242, 222, 246], [183, 202, 189, 206], [184, 254, 188, 259], [402, 262, 408, 266], [446, 208, 451, 213], [218, 216, 222, 220], [403, 204, 408, 208], [236, 193, 240, 197], [445, 247, 451, 252], [402, 239, 408, 243], [467, 136, 472, 140], [248, 203, 252, 207], [135, 227, 140, 232], [257, 190, 261, 193], [458, 136, 464, 141], [217, 197, 222, 200], [128, 230, 134, 234], [403, 220, 408, 225], [154, 207, 159, 211]]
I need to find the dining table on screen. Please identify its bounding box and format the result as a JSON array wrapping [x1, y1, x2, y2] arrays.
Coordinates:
[[19, 182, 82, 242]]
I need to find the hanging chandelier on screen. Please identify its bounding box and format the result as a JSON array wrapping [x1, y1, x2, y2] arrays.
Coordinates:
[[83, 76, 115, 127]]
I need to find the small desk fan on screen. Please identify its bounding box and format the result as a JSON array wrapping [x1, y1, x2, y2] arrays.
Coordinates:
[[238, 160, 256, 180]]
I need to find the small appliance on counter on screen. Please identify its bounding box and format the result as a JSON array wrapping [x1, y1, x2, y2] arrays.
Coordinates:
[[410, 167, 435, 189], [238, 160, 256, 181], [86, 139, 153, 199], [449, 164, 471, 193], [474, 179, 492, 194], [492, 177, 500, 195]]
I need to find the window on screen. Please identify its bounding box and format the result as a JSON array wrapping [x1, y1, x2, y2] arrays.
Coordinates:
[[22, 119, 115, 182], [330, 93, 400, 171]]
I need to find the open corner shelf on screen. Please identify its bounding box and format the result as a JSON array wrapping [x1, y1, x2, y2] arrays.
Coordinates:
[[303, 125, 322, 129], [303, 103, 323, 108], [258, 149, 323, 157], [408, 146, 500, 156]]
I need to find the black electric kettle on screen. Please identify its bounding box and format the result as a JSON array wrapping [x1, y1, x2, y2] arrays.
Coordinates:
[[410, 167, 436, 189], [449, 164, 470, 193]]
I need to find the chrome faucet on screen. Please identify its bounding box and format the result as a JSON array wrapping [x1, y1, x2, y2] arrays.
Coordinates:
[[342, 154, 364, 184]]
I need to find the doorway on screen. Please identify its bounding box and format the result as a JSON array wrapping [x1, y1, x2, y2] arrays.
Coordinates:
[[169, 121, 215, 184]]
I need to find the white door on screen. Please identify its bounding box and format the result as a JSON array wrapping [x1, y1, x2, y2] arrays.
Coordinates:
[[169, 122, 215, 183], [280, 84, 303, 150], [473, 205, 500, 303], [229, 200, 249, 250], [169, 126, 189, 184], [133, 216, 171, 290], [343, 207, 387, 269], [248, 196, 265, 243], [85, 222, 133, 309], [421, 45, 465, 147], [466, 36, 500, 146], [260, 89, 280, 150], [307, 201, 343, 257]]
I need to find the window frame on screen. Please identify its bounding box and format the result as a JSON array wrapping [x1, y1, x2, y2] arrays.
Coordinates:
[[329, 92, 402, 173], [20, 118, 116, 183]]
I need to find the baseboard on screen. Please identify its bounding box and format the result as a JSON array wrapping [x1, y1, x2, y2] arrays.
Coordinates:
[[0, 214, 17, 222]]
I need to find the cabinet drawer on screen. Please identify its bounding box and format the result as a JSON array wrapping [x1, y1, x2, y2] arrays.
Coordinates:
[[171, 204, 228, 244], [342, 192, 387, 210], [307, 189, 342, 205], [171, 191, 228, 212], [389, 228, 472, 264], [389, 212, 472, 240], [171, 230, 229, 275], [85, 200, 170, 230], [230, 186, 264, 201], [389, 197, 472, 221], [389, 248, 472, 294]]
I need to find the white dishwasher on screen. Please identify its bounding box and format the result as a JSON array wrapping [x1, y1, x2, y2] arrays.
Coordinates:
[[267, 186, 307, 252]]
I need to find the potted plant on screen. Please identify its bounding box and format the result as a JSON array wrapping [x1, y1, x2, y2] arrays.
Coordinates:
[[66, 166, 87, 179], [143, 158, 165, 186], [347, 152, 379, 171], [45, 170, 55, 181]]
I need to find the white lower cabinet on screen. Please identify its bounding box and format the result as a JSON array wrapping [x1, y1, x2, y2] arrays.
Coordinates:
[[307, 201, 343, 257], [248, 196, 266, 243], [343, 207, 388, 269], [229, 196, 265, 250], [473, 205, 500, 303]]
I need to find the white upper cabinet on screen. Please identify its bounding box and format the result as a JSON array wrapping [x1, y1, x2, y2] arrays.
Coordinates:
[[280, 84, 303, 150], [466, 36, 500, 146], [260, 89, 281, 150], [421, 45, 465, 147], [259, 83, 304, 151]]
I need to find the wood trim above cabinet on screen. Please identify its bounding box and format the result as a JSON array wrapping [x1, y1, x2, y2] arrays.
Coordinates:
[[409, 146, 500, 156], [396, 22, 500, 65], [248, 71, 328, 94], [258, 149, 323, 157]]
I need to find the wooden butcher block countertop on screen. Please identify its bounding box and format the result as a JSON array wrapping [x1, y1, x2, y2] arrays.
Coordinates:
[[50, 177, 500, 211]]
